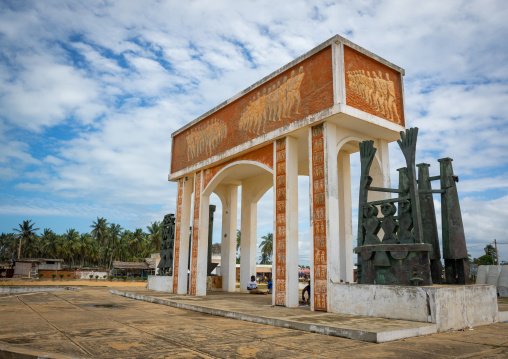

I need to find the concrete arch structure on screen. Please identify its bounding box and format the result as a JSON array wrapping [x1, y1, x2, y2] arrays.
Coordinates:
[[203, 161, 273, 294], [168, 35, 406, 313]]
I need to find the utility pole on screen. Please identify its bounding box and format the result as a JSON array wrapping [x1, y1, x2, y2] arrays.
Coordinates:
[[494, 239, 499, 265]]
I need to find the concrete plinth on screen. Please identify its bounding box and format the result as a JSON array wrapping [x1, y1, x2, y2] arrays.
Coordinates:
[[147, 275, 173, 292], [331, 283, 499, 332]]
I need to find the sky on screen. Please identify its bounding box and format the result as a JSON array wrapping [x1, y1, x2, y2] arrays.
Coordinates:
[[1, 0, 508, 265]]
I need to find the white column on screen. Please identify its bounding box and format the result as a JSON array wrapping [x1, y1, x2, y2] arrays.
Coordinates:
[[215, 184, 238, 292], [378, 139, 391, 189], [285, 136, 299, 308], [175, 176, 192, 295], [337, 151, 354, 283], [240, 192, 257, 293], [195, 195, 210, 296], [323, 122, 340, 311]]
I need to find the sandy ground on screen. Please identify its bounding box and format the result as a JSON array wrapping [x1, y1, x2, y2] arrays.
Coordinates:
[[0, 279, 147, 287]]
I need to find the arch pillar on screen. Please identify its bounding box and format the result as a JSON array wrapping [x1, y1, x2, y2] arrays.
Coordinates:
[[273, 136, 299, 307], [189, 171, 210, 296], [309, 121, 340, 312], [173, 176, 193, 294], [337, 150, 354, 283], [214, 184, 238, 292]]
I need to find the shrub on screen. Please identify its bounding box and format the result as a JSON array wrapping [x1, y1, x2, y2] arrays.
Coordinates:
[[51, 274, 56, 279], [38, 273, 44, 279], [95, 275, 99, 280], [122, 276, 127, 281], [136, 276, 140, 280], [103, 275, 107, 279], [59, 274, 64, 279], [109, 275, 114, 281], [89, 274, 94, 279], [67, 273, 71, 278]]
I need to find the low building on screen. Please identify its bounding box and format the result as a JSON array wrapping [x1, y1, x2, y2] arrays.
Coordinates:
[[112, 260, 156, 279], [13, 258, 64, 278]]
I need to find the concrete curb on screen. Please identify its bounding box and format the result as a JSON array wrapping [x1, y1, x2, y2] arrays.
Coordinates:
[[110, 289, 437, 343], [0, 286, 76, 294], [0, 343, 81, 359]]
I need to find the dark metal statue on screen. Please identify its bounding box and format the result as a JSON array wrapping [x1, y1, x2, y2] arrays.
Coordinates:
[[354, 127, 470, 286], [158, 214, 175, 276]]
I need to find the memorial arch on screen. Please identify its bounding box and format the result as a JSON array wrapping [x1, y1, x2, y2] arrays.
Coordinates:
[[169, 35, 405, 312]]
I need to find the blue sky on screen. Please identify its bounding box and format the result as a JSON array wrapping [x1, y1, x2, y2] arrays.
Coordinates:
[[1, 0, 508, 264]]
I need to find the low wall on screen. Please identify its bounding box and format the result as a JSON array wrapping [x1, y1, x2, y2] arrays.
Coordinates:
[[330, 283, 499, 332], [38, 270, 76, 279], [75, 271, 109, 280], [147, 275, 173, 292]]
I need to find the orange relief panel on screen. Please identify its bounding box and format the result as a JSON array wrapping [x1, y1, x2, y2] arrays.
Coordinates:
[[171, 47, 334, 174], [202, 143, 273, 189], [344, 45, 405, 126], [311, 123, 327, 312]]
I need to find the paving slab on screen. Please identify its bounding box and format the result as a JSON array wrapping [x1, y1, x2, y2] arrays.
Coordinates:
[[111, 288, 437, 343]]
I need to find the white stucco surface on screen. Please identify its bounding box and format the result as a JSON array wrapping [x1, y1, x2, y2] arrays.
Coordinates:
[[330, 283, 499, 331], [147, 275, 174, 293]]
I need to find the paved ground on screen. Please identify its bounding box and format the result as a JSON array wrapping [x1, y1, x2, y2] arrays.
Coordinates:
[[0, 285, 507, 358], [111, 287, 437, 342]]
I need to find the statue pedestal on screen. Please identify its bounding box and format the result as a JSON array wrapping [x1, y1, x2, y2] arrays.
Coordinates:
[[147, 275, 173, 293], [329, 283, 499, 332]]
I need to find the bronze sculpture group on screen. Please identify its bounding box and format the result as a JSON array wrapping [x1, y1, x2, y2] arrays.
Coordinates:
[[355, 128, 469, 285]]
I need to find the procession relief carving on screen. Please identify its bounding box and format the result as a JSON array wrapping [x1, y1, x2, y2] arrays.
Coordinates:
[[171, 47, 333, 174], [311, 124, 327, 311], [172, 178, 184, 292], [275, 138, 287, 306], [186, 118, 227, 160], [346, 70, 400, 124], [344, 45, 404, 126], [190, 171, 201, 296], [239, 67, 304, 135]]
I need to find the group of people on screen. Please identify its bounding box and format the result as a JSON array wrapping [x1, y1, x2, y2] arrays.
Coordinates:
[[347, 69, 401, 124], [246, 275, 311, 303], [185, 118, 228, 160], [238, 66, 305, 136]]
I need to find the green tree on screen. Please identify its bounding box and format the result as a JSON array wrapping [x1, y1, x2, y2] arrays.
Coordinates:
[[147, 221, 162, 252], [0, 233, 17, 261], [108, 223, 123, 269], [62, 229, 80, 267], [236, 229, 241, 263], [90, 217, 109, 266], [259, 232, 273, 264], [40, 229, 59, 259], [13, 220, 39, 259]]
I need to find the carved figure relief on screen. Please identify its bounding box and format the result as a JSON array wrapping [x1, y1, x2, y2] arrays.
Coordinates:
[[239, 67, 305, 135], [274, 138, 287, 306], [186, 118, 227, 160], [311, 124, 327, 311], [346, 70, 401, 124]]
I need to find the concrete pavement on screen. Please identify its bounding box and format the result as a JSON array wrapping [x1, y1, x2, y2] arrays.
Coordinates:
[[0, 285, 507, 358]]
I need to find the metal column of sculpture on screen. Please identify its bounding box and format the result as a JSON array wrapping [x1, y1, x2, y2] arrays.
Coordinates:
[[355, 127, 470, 285], [158, 213, 175, 276]]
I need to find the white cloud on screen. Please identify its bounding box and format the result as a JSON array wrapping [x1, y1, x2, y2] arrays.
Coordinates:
[[0, 0, 506, 263]]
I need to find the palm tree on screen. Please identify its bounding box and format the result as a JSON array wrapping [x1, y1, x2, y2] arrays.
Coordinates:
[[13, 220, 39, 259], [62, 229, 80, 267], [108, 223, 123, 269], [129, 228, 146, 261], [40, 228, 59, 258], [0, 233, 17, 261], [90, 217, 109, 266], [259, 232, 273, 264], [146, 221, 162, 252]]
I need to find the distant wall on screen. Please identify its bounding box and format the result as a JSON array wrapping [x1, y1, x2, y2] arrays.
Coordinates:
[[38, 270, 76, 279]]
